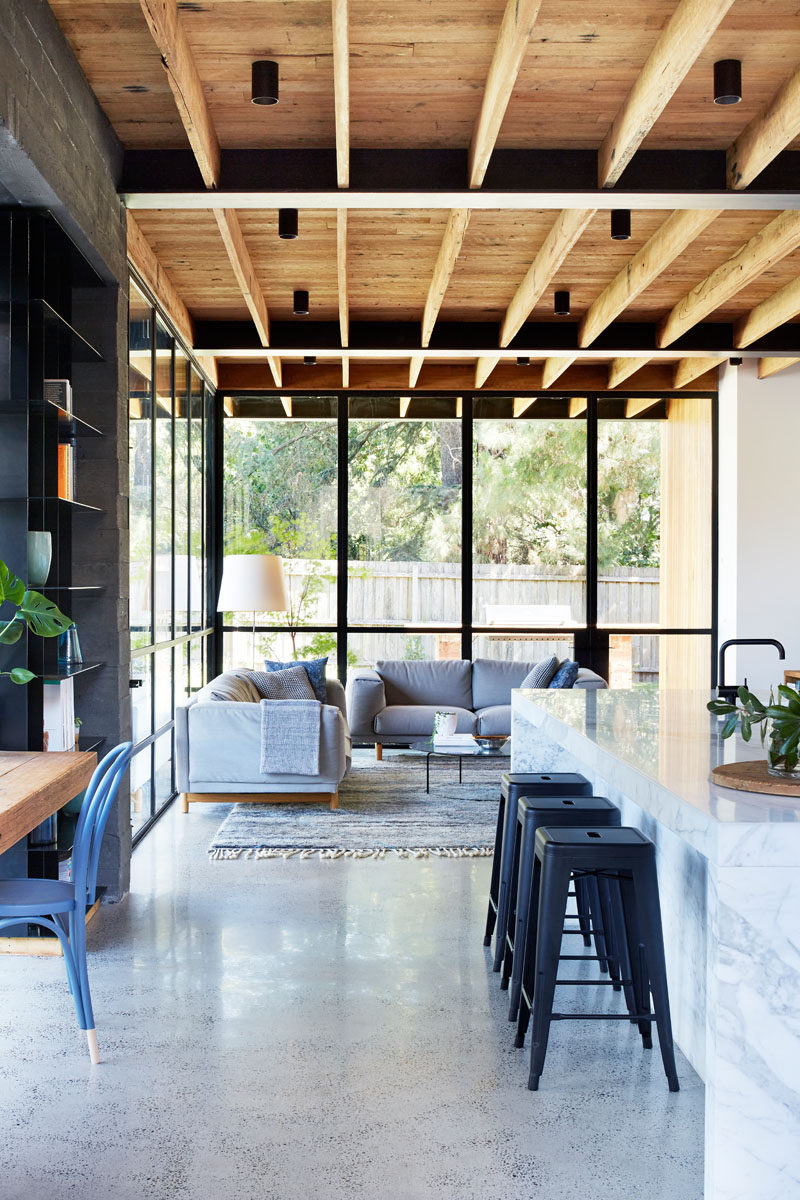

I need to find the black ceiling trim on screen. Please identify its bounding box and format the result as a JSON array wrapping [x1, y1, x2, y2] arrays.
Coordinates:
[[121, 148, 800, 197], [193, 318, 800, 355]]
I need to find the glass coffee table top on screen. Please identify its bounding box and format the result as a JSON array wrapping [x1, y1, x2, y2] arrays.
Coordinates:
[[409, 736, 510, 793]]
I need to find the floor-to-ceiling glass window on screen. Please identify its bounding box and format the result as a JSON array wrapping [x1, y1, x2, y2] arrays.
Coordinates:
[[220, 392, 714, 693], [221, 396, 338, 670], [128, 276, 213, 842]]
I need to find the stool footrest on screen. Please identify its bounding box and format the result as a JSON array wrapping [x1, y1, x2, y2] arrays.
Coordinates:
[[555, 977, 633, 986], [550, 1011, 656, 1021]]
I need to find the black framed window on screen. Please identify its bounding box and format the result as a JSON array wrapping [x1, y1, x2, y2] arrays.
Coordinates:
[[128, 275, 214, 844], [219, 391, 715, 692]]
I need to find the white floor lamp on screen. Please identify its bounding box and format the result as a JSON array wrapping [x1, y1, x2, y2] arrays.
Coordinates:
[[217, 554, 289, 669]]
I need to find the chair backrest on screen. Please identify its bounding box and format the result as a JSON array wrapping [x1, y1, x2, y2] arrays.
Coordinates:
[[71, 742, 133, 906]]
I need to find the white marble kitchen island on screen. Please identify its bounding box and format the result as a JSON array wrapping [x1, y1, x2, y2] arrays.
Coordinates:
[[512, 687, 800, 1200]]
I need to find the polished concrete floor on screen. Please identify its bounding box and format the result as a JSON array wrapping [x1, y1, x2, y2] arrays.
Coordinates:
[[0, 791, 704, 1200]]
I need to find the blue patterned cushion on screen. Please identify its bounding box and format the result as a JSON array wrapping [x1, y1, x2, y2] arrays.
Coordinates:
[[520, 655, 559, 689], [263, 657, 328, 702], [548, 659, 580, 689]]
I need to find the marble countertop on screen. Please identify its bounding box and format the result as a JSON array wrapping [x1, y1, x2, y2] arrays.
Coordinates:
[[512, 688, 800, 866]]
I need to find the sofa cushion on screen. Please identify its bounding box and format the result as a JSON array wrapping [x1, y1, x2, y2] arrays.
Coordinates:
[[374, 705, 476, 737], [548, 659, 580, 689], [520, 655, 560, 690], [474, 705, 511, 736], [471, 658, 537, 709], [253, 664, 317, 700], [195, 670, 261, 704], [376, 659, 473, 709], [263, 657, 328, 702]]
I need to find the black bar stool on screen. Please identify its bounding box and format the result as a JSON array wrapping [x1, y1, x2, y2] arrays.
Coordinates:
[[502, 794, 621, 1021], [524, 826, 679, 1093], [484, 772, 592, 972]]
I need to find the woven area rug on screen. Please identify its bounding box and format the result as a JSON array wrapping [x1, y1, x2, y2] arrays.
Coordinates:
[[208, 752, 506, 860]]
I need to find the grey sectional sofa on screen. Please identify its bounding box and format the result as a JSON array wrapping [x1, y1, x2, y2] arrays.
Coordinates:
[[346, 658, 606, 756], [176, 674, 351, 811]]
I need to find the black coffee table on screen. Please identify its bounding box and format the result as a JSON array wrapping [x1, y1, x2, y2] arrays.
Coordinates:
[[409, 737, 510, 793]]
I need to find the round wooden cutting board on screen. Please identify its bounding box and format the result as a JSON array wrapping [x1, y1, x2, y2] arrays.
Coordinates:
[[711, 760, 800, 796]]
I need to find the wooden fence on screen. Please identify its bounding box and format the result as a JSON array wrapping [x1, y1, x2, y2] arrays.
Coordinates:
[[266, 558, 662, 680]]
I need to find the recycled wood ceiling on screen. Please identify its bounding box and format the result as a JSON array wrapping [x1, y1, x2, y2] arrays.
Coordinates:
[[47, 0, 800, 394]]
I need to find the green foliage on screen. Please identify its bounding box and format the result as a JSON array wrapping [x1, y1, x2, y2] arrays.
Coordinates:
[[0, 559, 73, 685], [402, 634, 427, 661], [708, 685, 800, 773]]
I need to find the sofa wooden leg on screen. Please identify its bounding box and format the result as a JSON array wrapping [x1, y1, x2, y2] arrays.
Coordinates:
[[375, 743, 383, 761], [330, 791, 339, 810], [180, 793, 189, 813]]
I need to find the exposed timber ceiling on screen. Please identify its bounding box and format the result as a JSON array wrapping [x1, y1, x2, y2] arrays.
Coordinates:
[[47, 0, 800, 395]]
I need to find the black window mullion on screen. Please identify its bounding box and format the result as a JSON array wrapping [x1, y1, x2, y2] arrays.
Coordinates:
[[461, 394, 473, 661], [337, 397, 349, 684]]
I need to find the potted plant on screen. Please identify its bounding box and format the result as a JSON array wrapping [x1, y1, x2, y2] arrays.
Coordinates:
[[0, 558, 73, 684], [707, 685, 800, 778]]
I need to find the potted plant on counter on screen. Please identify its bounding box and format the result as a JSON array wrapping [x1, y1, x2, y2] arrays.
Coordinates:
[[0, 559, 73, 684], [707, 685, 800, 779]]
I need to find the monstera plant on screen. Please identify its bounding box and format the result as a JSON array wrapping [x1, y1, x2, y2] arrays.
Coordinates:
[[0, 559, 73, 685]]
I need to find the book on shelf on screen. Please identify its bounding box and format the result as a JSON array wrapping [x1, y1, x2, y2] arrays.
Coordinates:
[[44, 378, 72, 413], [57, 443, 74, 500]]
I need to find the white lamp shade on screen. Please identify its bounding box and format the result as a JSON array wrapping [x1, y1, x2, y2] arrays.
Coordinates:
[[217, 554, 289, 613]]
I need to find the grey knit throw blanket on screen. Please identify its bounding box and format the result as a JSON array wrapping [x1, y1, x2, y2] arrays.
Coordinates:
[[260, 699, 321, 775]]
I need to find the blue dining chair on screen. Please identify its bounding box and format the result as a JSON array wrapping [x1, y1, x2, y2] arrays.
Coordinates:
[[0, 742, 133, 1063]]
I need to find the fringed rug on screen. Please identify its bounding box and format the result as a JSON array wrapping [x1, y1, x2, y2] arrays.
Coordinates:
[[208, 752, 505, 861]]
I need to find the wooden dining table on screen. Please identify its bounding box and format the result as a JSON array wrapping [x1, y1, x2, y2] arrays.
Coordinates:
[[0, 750, 97, 853]]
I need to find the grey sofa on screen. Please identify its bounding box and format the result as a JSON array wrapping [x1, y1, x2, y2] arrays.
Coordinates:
[[176, 674, 351, 811], [346, 658, 606, 757]]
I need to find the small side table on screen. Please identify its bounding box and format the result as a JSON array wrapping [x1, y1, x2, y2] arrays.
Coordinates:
[[784, 669, 800, 688]]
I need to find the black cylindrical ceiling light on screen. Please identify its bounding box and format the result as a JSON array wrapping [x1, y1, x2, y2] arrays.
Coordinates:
[[516, 356, 531, 366], [611, 209, 631, 240], [279, 208, 298, 240], [293, 289, 309, 316], [252, 60, 279, 105], [303, 355, 316, 366], [554, 290, 571, 316], [714, 59, 742, 105]]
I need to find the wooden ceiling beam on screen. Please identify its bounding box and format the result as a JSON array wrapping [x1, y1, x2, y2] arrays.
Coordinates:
[[341, 357, 349, 388], [331, 0, 350, 189], [137, 0, 220, 189], [579, 209, 721, 347], [468, 0, 544, 189], [213, 209, 281, 386], [597, 0, 736, 188], [569, 398, 587, 418], [409, 355, 425, 388], [728, 65, 800, 190], [513, 397, 537, 418], [735, 274, 800, 348], [421, 209, 471, 348], [607, 357, 651, 388], [625, 396, 661, 418], [337, 210, 349, 348], [672, 356, 726, 388], [658, 210, 800, 347], [127, 212, 195, 349], [541, 357, 576, 389], [499, 209, 596, 347], [475, 356, 500, 388], [758, 357, 800, 379]]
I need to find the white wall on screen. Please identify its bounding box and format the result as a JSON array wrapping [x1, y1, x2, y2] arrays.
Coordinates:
[[717, 360, 800, 692]]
